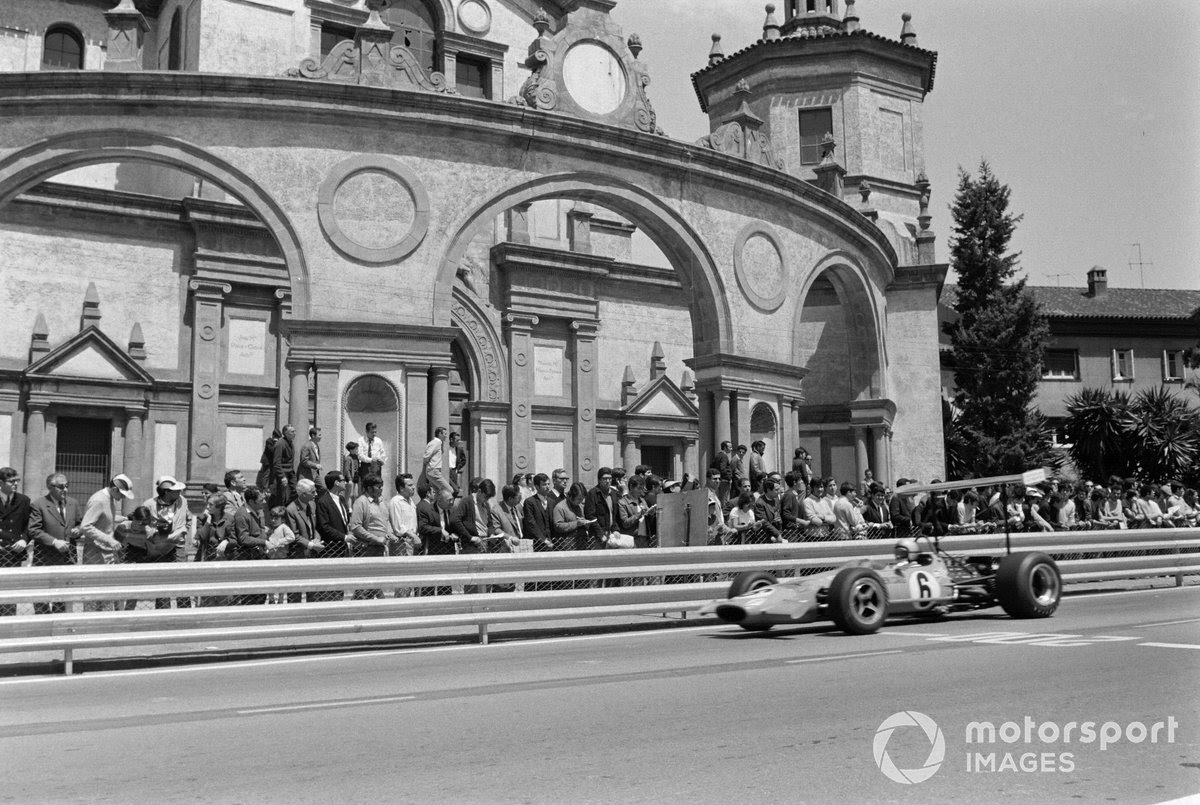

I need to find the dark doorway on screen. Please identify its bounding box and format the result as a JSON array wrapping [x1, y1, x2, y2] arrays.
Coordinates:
[[640, 445, 673, 479], [55, 417, 111, 494]]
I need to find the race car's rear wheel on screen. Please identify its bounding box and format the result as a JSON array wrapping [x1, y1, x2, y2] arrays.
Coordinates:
[[727, 571, 777, 631], [827, 567, 888, 635], [995, 552, 1061, 618]]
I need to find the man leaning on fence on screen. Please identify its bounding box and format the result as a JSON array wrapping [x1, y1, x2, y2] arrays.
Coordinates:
[[0, 467, 32, 615], [28, 474, 84, 611]]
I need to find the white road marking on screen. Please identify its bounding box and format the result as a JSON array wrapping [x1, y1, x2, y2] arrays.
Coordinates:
[[1133, 617, 1200, 629], [1138, 642, 1200, 651], [883, 630, 949, 637], [928, 631, 1138, 647], [785, 649, 902, 665], [0, 622, 732, 686], [237, 695, 416, 715]]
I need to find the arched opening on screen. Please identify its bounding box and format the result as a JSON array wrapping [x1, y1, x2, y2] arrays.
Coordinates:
[[343, 374, 402, 489], [382, 0, 438, 74], [0, 131, 307, 494], [750, 403, 778, 473], [42, 25, 84, 70], [167, 9, 184, 71]]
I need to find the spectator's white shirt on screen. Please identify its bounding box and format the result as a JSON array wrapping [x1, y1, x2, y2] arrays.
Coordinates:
[[389, 494, 418, 537], [361, 435, 386, 465], [423, 437, 443, 472]]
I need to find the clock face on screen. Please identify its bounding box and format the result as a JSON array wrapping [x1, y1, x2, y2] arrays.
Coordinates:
[[562, 41, 627, 115]]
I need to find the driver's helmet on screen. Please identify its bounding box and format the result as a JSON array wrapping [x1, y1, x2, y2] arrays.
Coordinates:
[[894, 538, 920, 561]]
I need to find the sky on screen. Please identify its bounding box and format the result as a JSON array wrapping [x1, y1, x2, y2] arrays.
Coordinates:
[[611, 0, 1200, 291]]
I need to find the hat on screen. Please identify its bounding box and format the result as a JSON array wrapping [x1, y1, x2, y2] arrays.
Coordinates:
[[1026, 488, 1044, 499], [111, 474, 134, 499], [156, 475, 186, 492], [663, 480, 682, 492], [895, 478, 911, 487]]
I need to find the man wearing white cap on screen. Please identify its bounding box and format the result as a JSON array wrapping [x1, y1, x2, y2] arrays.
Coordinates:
[[80, 474, 134, 567]]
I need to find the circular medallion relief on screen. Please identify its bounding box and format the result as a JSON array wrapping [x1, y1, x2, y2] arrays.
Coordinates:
[[457, 0, 492, 35], [562, 41, 627, 115], [733, 223, 790, 312], [317, 156, 430, 264]]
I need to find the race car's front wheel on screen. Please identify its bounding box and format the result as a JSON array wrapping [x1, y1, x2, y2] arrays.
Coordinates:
[[828, 567, 888, 635], [995, 552, 1061, 618], [726, 571, 777, 631]]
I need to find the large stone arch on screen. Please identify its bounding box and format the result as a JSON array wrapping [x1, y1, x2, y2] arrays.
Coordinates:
[[0, 129, 309, 314], [433, 172, 733, 354], [792, 250, 887, 401]]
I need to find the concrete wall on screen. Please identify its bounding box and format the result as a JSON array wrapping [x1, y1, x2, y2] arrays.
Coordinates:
[[1037, 334, 1194, 418]]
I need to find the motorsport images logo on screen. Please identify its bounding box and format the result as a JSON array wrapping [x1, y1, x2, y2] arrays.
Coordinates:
[[873, 711, 946, 784]]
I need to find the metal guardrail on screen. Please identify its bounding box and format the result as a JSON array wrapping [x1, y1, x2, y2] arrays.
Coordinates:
[[0, 529, 1196, 674]]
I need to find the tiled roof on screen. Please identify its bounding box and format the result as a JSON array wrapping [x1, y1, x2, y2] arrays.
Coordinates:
[[691, 29, 938, 112], [942, 284, 1200, 321]]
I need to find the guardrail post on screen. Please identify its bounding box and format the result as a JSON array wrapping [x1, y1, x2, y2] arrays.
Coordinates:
[[63, 648, 73, 676], [478, 623, 489, 645], [1176, 545, 1184, 588]]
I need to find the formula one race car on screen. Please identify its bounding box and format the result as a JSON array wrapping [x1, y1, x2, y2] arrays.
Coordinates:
[[698, 471, 1063, 635]]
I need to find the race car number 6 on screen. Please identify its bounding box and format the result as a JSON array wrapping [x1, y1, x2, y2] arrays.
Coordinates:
[[909, 570, 939, 601]]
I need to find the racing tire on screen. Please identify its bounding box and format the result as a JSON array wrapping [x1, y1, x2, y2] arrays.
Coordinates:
[[727, 571, 777, 632], [827, 567, 888, 635], [995, 552, 1061, 618]]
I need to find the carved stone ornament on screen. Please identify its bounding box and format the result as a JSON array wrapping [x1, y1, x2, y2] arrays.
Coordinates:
[[286, 8, 455, 96], [510, 4, 663, 135], [696, 80, 784, 170]]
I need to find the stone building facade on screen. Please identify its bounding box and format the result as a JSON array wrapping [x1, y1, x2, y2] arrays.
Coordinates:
[[0, 0, 947, 503]]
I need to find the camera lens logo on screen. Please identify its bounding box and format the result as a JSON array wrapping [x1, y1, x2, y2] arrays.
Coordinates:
[[873, 711, 946, 784]]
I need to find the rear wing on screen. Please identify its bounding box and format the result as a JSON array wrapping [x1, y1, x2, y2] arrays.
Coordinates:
[[895, 469, 1048, 497]]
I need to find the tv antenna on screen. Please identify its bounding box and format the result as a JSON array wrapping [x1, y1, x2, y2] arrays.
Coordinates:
[[1046, 272, 1072, 287], [1128, 243, 1154, 288]]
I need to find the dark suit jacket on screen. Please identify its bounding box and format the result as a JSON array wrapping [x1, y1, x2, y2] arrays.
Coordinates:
[[28, 493, 83, 564], [232, 505, 267, 559], [711, 450, 732, 481], [417, 498, 455, 556], [753, 495, 782, 541], [297, 440, 322, 482], [863, 500, 892, 525], [449, 496, 499, 554], [584, 485, 620, 540], [889, 494, 920, 530], [272, 436, 296, 481], [0, 492, 31, 552], [780, 489, 806, 529], [314, 490, 350, 558], [285, 499, 318, 558], [522, 494, 554, 548]]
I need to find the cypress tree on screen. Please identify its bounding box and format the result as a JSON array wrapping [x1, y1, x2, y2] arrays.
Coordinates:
[[942, 162, 1054, 477]]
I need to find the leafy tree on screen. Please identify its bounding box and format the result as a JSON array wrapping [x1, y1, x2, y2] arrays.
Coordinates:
[[1063, 386, 1200, 486], [942, 162, 1053, 477]]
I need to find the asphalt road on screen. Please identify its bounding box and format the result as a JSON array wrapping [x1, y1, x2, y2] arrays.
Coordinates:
[[1, 586, 1197, 804]]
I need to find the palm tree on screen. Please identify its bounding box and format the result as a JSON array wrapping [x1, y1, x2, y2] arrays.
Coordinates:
[[1125, 387, 1200, 484], [1063, 388, 1131, 480]]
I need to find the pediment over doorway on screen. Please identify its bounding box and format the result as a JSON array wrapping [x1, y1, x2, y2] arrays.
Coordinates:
[[624, 375, 698, 419], [24, 327, 153, 386]]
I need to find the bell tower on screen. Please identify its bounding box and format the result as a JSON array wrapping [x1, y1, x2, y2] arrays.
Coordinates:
[[693, 1, 938, 258]]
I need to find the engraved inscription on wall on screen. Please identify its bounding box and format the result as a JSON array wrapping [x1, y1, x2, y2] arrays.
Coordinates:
[[227, 318, 266, 376], [534, 345, 565, 397]]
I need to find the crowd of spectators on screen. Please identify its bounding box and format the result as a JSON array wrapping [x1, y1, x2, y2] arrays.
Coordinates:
[[1, 428, 1195, 612]]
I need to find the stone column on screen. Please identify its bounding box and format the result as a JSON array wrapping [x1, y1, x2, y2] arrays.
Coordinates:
[[683, 438, 698, 480], [504, 313, 538, 476], [430, 366, 451, 474], [622, 435, 639, 473], [733, 389, 751, 449], [854, 427, 869, 485], [187, 280, 230, 484], [123, 409, 145, 513], [104, 0, 148, 72], [786, 398, 801, 469], [405, 367, 430, 474], [714, 388, 732, 452], [696, 390, 713, 472], [571, 320, 600, 482], [22, 404, 46, 493], [287, 358, 310, 452], [313, 360, 341, 471], [873, 427, 890, 487]]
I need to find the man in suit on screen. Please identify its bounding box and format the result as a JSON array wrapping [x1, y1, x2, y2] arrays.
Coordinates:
[[584, 467, 620, 549], [285, 478, 323, 603], [270, 424, 297, 508], [0, 466, 33, 617], [450, 478, 499, 593], [889, 478, 922, 536], [522, 473, 555, 552], [862, 482, 894, 536], [312, 471, 351, 602], [711, 441, 733, 504], [448, 431, 468, 496], [779, 472, 809, 540], [28, 472, 84, 613], [730, 445, 748, 493], [298, 426, 323, 484], [752, 477, 784, 544], [232, 486, 268, 605], [490, 484, 525, 592], [416, 485, 455, 596]]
